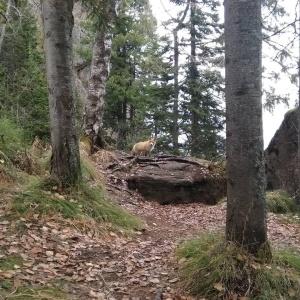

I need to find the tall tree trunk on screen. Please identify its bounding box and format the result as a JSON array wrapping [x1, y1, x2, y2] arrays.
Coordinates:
[[190, 0, 199, 157], [42, 0, 81, 186], [173, 29, 179, 154], [0, 0, 11, 55], [225, 0, 268, 254], [82, 31, 113, 151], [172, 0, 190, 155]]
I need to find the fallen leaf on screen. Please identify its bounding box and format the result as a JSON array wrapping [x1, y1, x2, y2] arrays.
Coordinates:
[[213, 282, 224, 292]]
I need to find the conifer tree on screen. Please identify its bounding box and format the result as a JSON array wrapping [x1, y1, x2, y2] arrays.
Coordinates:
[[162, 0, 225, 157], [181, 0, 224, 158], [225, 0, 269, 254], [104, 0, 163, 150]]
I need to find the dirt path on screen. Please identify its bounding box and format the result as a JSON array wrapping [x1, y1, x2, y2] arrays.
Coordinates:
[[93, 182, 227, 300]]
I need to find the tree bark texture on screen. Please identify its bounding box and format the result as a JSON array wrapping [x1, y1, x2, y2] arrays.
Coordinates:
[[42, 0, 81, 185], [225, 0, 267, 253], [82, 31, 113, 150], [0, 0, 11, 55]]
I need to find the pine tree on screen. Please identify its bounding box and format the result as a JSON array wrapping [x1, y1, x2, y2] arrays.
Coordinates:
[[104, 0, 163, 150], [186, 0, 224, 159]]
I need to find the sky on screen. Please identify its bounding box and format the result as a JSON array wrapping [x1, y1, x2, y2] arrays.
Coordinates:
[[149, 0, 299, 148]]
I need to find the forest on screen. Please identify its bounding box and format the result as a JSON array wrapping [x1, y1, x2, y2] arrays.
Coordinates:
[[0, 0, 300, 299]]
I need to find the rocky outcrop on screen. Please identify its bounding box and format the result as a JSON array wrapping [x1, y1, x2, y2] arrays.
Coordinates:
[[264, 108, 298, 194], [123, 156, 226, 205]]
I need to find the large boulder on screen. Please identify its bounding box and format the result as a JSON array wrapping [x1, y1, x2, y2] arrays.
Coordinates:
[[126, 156, 226, 205], [264, 108, 298, 194]]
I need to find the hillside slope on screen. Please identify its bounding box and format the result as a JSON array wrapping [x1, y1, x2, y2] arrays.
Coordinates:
[[0, 150, 300, 300]]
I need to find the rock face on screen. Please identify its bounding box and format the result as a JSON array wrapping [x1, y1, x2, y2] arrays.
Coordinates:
[[264, 108, 298, 194], [126, 156, 226, 205]]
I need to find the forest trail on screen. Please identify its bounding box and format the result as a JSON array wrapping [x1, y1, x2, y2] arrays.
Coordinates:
[[102, 183, 227, 300], [1, 156, 300, 300], [89, 162, 300, 300]]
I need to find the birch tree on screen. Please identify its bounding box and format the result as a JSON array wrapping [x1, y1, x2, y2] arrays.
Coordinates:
[[81, 0, 118, 151]]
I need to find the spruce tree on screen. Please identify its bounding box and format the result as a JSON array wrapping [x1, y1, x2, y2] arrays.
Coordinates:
[[104, 0, 163, 150]]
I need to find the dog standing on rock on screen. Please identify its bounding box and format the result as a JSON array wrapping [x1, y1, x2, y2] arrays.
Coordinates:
[[131, 137, 156, 156]]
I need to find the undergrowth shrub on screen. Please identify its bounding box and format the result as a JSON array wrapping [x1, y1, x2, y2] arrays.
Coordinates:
[[177, 233, 300, 299]]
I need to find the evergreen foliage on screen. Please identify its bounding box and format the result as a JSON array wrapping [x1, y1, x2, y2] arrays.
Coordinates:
[[0, 0, 296, 159], [0, 2, 49, 142], [178, 0, 225, 158], [104, 0, 168, 150], [76, 0, 225, 158], [0, 118, 25, 159]]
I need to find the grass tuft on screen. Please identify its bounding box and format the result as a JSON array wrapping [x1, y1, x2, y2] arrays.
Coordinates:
[[4, 286, 70, 299], [266, 190, 299, 214], [9, 175, 143, 234], [4, 149, 144, 234], [176, 233, 300, 299]]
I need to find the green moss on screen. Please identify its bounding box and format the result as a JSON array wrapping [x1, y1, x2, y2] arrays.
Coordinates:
[[0, 253, 23, 270], [284, 108, 297, 118]]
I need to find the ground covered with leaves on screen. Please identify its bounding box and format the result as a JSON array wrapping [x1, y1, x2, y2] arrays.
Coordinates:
[[1, 152, 300, 300]]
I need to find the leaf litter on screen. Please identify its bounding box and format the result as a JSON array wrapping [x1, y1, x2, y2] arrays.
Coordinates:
[[0, 164, 300, 299]]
